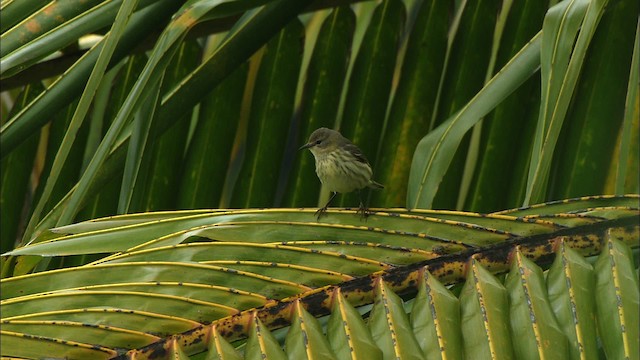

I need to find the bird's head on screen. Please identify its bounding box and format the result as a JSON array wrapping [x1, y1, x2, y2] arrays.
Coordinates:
[[299, 127, 343, 156]]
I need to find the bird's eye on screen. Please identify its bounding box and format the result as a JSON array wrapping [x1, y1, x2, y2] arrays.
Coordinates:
[[315, 140, 322, 145]]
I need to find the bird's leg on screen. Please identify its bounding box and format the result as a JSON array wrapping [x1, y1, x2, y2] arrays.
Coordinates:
[[315, 192, 337, 220], [357, 189, 370, 220]]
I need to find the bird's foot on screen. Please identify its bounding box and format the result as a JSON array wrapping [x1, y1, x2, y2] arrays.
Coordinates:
[[315, 192, 337, 221], [356, 202, 370, 220], [315, 206, 329, 221]]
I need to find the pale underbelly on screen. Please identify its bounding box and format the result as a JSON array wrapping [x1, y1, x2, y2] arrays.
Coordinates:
[[315, 157, 371, 193]]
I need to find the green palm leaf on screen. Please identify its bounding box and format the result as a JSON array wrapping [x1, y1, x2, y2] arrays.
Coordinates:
[[1, 197, 638, 358], [1, 0, 638, 358]]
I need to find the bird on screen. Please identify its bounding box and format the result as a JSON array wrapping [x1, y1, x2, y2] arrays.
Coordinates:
[[299, 127, 383, 220]]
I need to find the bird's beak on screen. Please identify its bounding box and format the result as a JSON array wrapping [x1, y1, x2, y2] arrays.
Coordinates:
[[298, 142, 313, 151]]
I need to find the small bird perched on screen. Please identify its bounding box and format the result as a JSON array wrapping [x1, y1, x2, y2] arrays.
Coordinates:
[[299, 127, 383, 219]]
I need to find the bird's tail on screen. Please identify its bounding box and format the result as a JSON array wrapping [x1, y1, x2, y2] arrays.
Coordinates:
[[369, 180, 384, 189]]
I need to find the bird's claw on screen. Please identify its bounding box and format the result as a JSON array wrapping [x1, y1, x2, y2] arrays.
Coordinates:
[[357, 202, 370, 220], [315, 206, 328, 221]]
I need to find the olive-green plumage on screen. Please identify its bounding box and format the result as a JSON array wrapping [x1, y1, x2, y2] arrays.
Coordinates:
[[299, 127, 383, 219]]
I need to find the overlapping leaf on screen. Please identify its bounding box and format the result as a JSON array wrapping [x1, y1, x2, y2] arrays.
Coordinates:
[[1, 196, 638, 358], [124, 230, 637, 359]]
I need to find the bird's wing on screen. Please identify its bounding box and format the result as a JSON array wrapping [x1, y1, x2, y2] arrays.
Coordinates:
[[343, 142, 370, 164]]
